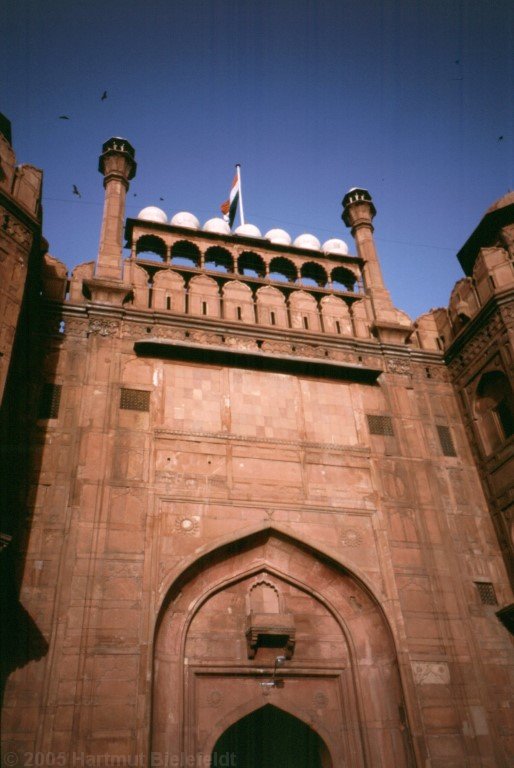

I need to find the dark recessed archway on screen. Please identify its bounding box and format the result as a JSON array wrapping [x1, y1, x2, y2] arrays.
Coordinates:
[[211, 704, 331, 768]]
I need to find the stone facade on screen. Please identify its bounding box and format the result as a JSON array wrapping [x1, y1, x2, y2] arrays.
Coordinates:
[[1, 130, 513, 767]]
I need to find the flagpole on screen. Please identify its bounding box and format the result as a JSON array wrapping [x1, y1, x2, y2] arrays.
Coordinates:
[[236, 163, 245, 225]]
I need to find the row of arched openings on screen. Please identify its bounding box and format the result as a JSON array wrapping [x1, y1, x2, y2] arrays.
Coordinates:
[[135, 238, 358, 292]]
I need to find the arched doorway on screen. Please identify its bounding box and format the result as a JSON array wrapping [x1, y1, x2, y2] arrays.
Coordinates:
[[211, 704, 331, 767], [152, 529, 414, 766]]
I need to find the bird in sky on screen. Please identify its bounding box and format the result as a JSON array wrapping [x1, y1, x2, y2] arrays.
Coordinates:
[[498, 136, 504, 141], [101, 91, 107, 101], [72, 185, 81, 197], [159, 197, 164, 201], [59, 115, 70, 120]]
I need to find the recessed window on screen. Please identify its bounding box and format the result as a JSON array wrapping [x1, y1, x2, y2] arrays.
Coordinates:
[[302, 316, 309, 330], [335, 320, 341, 334], [475, 581, 498, 605], [270, 311, 276, 326], [120, 388, 150, 412], [202, 301, 208, 315], [475, 370, 514, 452], [237, 306, 242, 321], [367, 414, 394, 436], [166, 296, 171, 310], [38, 383, 62, 419], [437, 425, 457, 457]]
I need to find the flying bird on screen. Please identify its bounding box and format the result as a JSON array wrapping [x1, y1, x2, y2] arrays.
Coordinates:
[[59, 115, 70, 120], [498, 136, 504, 142], [72, 185, 81, 198], [101, 91, 107, 101], [159, 197, 164, 201]]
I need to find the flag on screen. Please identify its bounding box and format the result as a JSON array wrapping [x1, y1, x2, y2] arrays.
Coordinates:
[[220, 172, 240, 227]]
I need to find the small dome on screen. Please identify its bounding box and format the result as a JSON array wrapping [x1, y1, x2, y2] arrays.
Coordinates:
[[170, 211, 200, 229], [234, 223, 262, 238], [293, 233, 321, 250], [203, 217, 231, 235], [322, 238, 349, 255], [137, 206, 168, 224], [265, 228, 291, 245]]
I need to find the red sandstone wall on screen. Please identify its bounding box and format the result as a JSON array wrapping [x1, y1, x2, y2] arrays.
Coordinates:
[[2, 314, 513, 766]]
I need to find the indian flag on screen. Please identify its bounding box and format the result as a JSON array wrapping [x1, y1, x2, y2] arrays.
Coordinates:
[[220, 172, 240, 227]]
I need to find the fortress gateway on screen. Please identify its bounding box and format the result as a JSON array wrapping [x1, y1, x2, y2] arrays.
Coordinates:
[[1, 120, 513, 766]]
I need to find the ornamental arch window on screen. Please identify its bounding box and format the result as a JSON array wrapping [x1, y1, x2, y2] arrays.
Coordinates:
[[170, 240, 200, 268], [238, 251, 266, 278], [135, 234, 167, 261], [474, 370, 514, 453], [331, 266, 357, 292], [204, 246, 233, 273], [299, 261, 328, 288], [269, 257, 298, 283]]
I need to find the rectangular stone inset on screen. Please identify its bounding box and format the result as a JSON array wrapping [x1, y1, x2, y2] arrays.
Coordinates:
[[120, 387, 150, 412], [475, 581, 498, 605], [38, 383, 62, 419], [437, 425, 457, 457], [367, 414, 394, 436]]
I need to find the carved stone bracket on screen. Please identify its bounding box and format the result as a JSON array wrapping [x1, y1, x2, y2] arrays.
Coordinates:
[[245, 612, 296, 659]]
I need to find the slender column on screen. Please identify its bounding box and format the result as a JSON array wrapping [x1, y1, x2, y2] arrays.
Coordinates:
[[342, 188, 412, 343], [342, 188, 391, 308], [96, 138, 137, 280]]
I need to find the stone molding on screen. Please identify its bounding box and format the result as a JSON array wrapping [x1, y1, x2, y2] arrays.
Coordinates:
[[154, 427, 370, 455]]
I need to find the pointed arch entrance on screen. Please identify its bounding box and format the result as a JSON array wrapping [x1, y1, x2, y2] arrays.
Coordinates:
[[212, 704, 332, 768], [152, 528, 415, 767]]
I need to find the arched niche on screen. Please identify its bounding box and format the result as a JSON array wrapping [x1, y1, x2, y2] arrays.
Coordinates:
[[152, 270, 185, 312], [188, 274, 220, 317], [255, 285, 288, 327], [152, 529, 414, 768], [320, 295, 352, 335], [69, 261, 94, 304], [474, 370, 514, 454], [222, 280, 254, 323], [350, 300, 371, 338], [288, 291, 320, 332], [123, 262, 150, 308]]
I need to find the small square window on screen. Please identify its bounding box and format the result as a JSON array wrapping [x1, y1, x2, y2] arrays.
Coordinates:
[[367, 414, 394, 436], [38, 383, 62, 419], [475, 582, 498, 606], [120, 388, 150, 412], [437, 425, 457, 457]]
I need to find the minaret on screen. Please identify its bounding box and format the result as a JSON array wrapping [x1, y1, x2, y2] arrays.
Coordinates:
[[95, 137, 137, 281], [342, 188, 412, 343]]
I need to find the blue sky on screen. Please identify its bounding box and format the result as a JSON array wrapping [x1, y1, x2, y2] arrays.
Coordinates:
[[2, 0, 513, 320]]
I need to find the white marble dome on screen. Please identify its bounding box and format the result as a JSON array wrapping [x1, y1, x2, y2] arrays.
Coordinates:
[[203, 217, 231, 235], [293, 233, 321, 250], [234, 223, 262, 238], [170, 211, 200, 229], [322, 238, 349, 255], [137, 206, 168, 224], [265, 228, 292, 245]]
